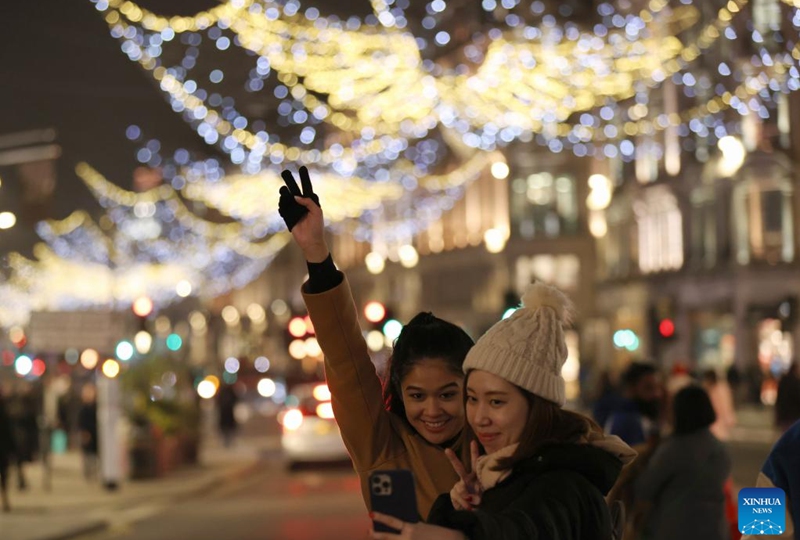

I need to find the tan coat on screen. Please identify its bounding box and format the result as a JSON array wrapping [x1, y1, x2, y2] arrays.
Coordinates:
[[303, 277, 463, 519]]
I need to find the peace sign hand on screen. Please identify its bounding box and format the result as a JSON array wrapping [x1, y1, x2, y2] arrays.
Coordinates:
[[279, 166, 328, 262], [279, 166, 321, 231], [445, 441, 483, 511]]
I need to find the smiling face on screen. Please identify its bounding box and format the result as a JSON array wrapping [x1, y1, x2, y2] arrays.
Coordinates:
[[401, 359, 465, 445], [466, 370, 530, 455]]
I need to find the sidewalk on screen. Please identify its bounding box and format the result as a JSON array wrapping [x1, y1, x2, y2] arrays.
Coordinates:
[[728, 403, 782, 445], [0, 435, 279, 540]]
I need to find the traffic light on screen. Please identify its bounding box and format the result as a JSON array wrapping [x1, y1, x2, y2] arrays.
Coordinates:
[[658, 318, 675, 339], [650, 300, 676, 358]]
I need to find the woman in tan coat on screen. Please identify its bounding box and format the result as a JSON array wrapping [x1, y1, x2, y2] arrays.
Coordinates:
[[279, 168, 474, 518]]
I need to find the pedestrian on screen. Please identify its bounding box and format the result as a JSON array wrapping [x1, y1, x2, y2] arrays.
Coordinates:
[[605, 362, 664, 446], [634, 385, 732, 540], [775, 362, 800, 432], [702, 369, 737, 441], [77, 384, 98, 481], [0, 387, 16, 512], [741, 419, 800, 540], [370, 282, 636, 539], [280, 167, 475, 518], [217, 384, 238, 448], [6, 383, 38, 491]]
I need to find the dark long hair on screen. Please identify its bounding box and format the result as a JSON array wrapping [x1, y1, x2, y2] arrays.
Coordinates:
[[382, 312, 474, 421], [463, 371, 599, 471]]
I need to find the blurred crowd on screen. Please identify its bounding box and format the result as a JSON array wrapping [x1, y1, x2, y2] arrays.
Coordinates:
[[0, 379, 99, 513], [589, 360, 800, 540]]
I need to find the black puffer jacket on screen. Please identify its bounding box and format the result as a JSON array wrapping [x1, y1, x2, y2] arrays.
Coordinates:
[[428, 442, 626, 540]]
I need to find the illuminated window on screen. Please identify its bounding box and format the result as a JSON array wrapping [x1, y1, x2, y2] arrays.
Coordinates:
[[690, 186, 717, 269], [753, 0, 782, 35], [635, 186, 684, 274], [510, 172, 578, 239], [515, 255, 580, 294], [733, 154, 794, 265], [601, 193, 634, 279]]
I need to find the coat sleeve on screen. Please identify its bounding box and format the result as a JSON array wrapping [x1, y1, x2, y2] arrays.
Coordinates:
[[302, 276, 399, 471], [429, 474, 605, 540]]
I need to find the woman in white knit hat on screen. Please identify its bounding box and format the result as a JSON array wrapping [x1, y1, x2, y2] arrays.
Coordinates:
[[372, 283, 637, 540]]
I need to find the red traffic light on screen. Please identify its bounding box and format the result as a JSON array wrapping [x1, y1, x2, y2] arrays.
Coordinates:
[[659, 319, 675, 338]]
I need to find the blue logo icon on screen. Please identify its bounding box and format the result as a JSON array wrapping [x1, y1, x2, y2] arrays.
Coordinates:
[[739, 487, 786, 535]]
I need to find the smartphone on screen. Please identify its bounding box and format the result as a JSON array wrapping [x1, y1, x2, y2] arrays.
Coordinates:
[[369, 469, 419, 533]]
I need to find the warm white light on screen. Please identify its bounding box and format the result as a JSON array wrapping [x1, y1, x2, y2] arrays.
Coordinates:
[[288, 339, 307, 359], [0, 212, 16, 230], [9, 326, 24, 344], [305, 337, 322, 357], [80, 349, 99, 370], [189, 311, 207, 333], [365, 252, 386, 274], [364, 301, 386, 323], [197, 380, 217, 399], [282, 409, 303, 431], [316, 402, 335, 419], [399, 245, 419, 268], [132, 296, 154, 317], [717, 136, 746, 177], [589, 211, 608, 238], [491, 161, 510, 179], [134, 331, 152, 354], [247, 303, 266, 323], [313, 384, 332, 402], [586, 174, 613, 210], [257, 378, 276, 398], [484, 228, 506, 254], [367, 330, 385, 352], [176, 280, 192, 297], [288, 317, 308, 338], [102, 359, 120, 379], [155, 315, 171, 335], [221, 306, 240, 326], [271, 299, 288, 316]]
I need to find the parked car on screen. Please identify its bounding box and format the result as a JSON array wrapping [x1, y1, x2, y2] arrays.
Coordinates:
[[278, 382, 350, 467]]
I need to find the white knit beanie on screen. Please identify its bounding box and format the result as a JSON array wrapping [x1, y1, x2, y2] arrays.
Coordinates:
[[463, 282, 574, 407]]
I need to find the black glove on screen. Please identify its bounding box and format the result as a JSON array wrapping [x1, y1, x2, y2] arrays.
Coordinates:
[[279, 166, 321, 231]]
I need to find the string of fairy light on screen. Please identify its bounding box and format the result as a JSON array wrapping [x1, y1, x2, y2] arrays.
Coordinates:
[[3, 0, 799, 329], [90, 0, 800, 172], [0, 158, 292, 327]]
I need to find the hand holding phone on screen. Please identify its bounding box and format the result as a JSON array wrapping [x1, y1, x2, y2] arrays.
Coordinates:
[[369, 469, 419, 533]]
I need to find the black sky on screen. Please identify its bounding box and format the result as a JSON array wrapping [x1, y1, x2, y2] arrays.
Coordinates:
[[0, 1, 221, 218]]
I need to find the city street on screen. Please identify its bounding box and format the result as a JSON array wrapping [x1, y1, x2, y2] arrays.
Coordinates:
[[78, 459, 369, 540], [58, 410, 777, 540], [3, 1, 800, 539]]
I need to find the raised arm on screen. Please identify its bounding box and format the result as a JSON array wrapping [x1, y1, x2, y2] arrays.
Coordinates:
[[281, 167, 398, 470]]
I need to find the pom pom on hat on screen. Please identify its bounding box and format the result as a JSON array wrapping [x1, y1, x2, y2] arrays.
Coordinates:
[[521, 282, 574, 326], [463, 282, 574, 406]]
